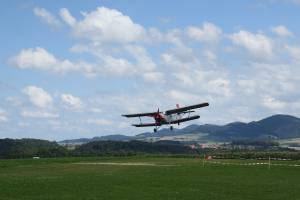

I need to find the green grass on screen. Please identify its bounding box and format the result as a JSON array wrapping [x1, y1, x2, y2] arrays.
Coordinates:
[[0, 157, 300, 200]]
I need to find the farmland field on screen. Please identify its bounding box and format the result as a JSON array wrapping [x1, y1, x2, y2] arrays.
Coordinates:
[[0, 157, 300, 200]]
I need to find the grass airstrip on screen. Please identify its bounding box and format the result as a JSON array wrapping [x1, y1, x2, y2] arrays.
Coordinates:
[[0, 156, 300, 200]]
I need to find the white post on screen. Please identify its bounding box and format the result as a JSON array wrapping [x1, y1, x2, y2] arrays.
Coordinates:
[[268, 156, 271, 169]]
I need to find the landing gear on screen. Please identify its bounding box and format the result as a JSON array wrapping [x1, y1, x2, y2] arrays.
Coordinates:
[[170, 126, 173, 131], [154, 128, 157, 133]]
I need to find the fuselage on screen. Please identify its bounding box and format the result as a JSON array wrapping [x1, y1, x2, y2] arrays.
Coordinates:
[[153, 113, 182, 125]]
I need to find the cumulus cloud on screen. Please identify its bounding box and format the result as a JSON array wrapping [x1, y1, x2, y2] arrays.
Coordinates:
[[22, 86, 53, 108], [125, 45, 156, 71], [21, 110, 59, 118], [271, 25, 293, 37], [90, 108, 102, 113], [207, 78, 231, 97], [142, 72, 165, 82], [187, 22, 222, 43], [169, 90, 203, 103], [72, 7, 145, 43], [262, 95, 286, 110], [0, 108, 8, 122], [237, 79, 257, 95], [229, 30, 274, 60], [165, 29, 184, 46], [285, 45, 300, 62], [33, 7, 61, 28], [86, 118, 113, 126], [61, 94, 83, 110], [101, 55, 135, 75], [173, 73, 194, 87], [9, 46, 163, 81], [9, 47, 96, 77], [160, 41, 231, 99], [9, 5, 300, 136], [59, 8, 76, 26]]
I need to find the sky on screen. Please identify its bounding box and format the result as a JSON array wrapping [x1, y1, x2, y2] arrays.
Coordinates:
[[1, 0, 300, 140]]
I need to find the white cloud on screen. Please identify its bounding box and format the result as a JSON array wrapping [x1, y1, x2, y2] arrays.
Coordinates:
[[147, 27, 164, 42], [9, 47, 70, 72], [285, 45, 300, 62], [271, 25, 293, 37], [8, 5, 300, 139], [9, 46, 163, 81], [22, 86, 53, 108], [173, 73, 194, 87], [21, 110, 59, 118], [126, 45, 156, 71], [9, 47, 96, 77], [90, 108, 102, 113], [86, 118, 113, 126], [187, 22, 222, 43], [101, 55, 135, 75], [237, 79, 257, 95], [6, 97, 22, 107], [207, 78, 232, 97], [143, 72, 165, 82], [169, 90, 203, 103], [262, 95, 286, 110], [61, 94, 83, 110], [161, 47, 197, 70], [203, 50, 217, 61], [0, 108, 8, 122], [229, 30, 274, 60], [165, 29, 184, 46], [18, 122, 30, 127], [59, 8, 76, 26], [72, 7, 145, 43], [33, 7, 61, 28]]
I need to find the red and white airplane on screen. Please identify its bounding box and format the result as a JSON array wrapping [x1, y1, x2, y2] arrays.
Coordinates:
[[122, 102, 209, 132]]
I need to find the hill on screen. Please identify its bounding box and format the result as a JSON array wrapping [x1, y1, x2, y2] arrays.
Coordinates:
[[136, 114, 300, 141], [58, 114, 300, 144], [205, 115, 300, 141]]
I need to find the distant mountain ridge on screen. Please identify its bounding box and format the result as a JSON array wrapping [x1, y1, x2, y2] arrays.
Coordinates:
[[59, 114, 300, 144]]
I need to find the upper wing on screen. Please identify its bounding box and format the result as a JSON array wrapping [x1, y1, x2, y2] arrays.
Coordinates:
[[165, 102, 209, 115], [132, 123, 157, 127], [122, 112, 160, 118]]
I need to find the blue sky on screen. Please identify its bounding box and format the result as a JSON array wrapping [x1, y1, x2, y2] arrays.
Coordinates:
[[1, 0, 300, 140]]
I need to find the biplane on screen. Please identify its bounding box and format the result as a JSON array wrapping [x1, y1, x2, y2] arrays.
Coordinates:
[[122, 102, 209, 132]]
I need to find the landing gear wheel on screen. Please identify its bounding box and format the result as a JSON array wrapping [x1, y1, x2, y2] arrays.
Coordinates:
[[170, 126, 173, 131], [154, 128, 157, 133]]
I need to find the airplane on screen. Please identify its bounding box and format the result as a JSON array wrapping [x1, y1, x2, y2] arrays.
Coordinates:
[[122, 102, 209, 132]]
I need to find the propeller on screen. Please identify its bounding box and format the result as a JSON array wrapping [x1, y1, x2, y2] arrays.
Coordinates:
[[154, 108, 161, 119]]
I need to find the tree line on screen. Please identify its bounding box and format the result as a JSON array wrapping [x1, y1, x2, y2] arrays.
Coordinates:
[[0, 139, 193, 159], [1, 138, 300, 160]]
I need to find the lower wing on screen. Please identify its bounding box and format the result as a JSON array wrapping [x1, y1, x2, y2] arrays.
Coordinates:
[[170, 115, 200, 124], [132, 123, 158, 127]]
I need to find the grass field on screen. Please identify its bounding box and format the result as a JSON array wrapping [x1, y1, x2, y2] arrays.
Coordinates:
[[0, 157, 300, 200]]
